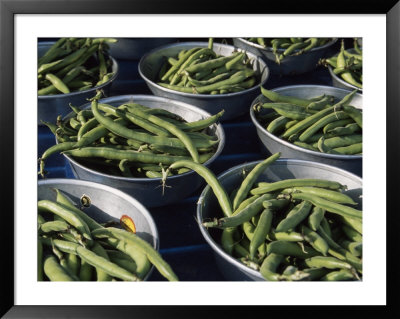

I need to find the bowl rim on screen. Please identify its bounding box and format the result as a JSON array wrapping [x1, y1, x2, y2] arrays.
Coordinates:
[[196, 157, 363, 281], [38, 41, 119, 99], [37, 178, 160, 249], [234, 37, 338, 54], [249, 84, 363, 160], [58, 94, 226, 182], [138, 41, 270, 99]]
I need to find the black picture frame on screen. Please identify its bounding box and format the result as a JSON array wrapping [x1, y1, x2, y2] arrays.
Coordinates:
[[1, 0, 398, 318]]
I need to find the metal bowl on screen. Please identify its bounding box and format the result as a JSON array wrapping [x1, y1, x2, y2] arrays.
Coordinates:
[[61, 94, 225, 208], [233, 38, 337, 76], [196, 158, 362, 281], [250, 85, 363, 176], [38, 178, 159, 281], [38, 42, 119, 125], [138, 42, 270, 121], [108, 38, 178, 60]]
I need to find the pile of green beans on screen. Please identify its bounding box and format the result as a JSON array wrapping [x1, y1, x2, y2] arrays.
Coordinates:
[[38, 189, 179, 281], [156, 39, 258, 95], [38, 91, 222, 178], [246, 38, 333, 64], [38, 37, 117, 96], [320, 39, 362, 89], [196, 153, 362, 281], [254, 87, 362, 155]]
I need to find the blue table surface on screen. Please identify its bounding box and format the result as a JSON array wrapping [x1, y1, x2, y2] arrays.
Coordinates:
[[37, 38, 341, 281]]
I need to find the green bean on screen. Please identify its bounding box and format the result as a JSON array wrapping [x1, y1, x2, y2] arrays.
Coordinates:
[[93, 227, 178, 281], [37, 200, 92, 241], [166, 160, 232, 217], [79, 259, 94, 281], [321, 269, 356, 281], [66, 252, 80, 276], [278, 41, 308, 61], [306, 95, 334, 111], [308, 207, 325, 231], [161, 48, 200, 82], [331, 143, 362, 155], [184, 52, 240, 74], [287, 192, 361, 220], [234, 195, 260, 214], [159, 69, 254, 94], [281, 105, 336, 139], [44, 255, 76, 281], [259, 253, 284, 281], [267, 241, 320, 259], [342, 224, 362, 242], [42, 73, 70, 94], [40, 220, 70, 233], [312, 134, 362, 149], [233, 243, 250, 258], [170, 48, 216, 85], [337, 239, 362, 257], [232, 152, 281, 211], [221, 227, 237, 255], [249, 208, 273, 260], [275, 200, 312, 232], [251, 178, 345, 195], [202, 194, 272, 228], [63, 147, 195, 166], [298, 111, 350, 142], [324, 123, 360, 138], [282, 187, 358, 205], [341, 104, 362, 128], [261, 103, 314, 120], [88, 242, 112, 281], [295, 37, 319, 55], [76, 245, 139, 281], [302, 267, 330, 280], [260, 86, 311, 107], [322, 119, 354, 134], [267, 230, 304, 242], [99, 237, 151, 279], [106, 250, 138, 275], [304, 256, 353, 270], [301, 225, 329, 256], [121, 104, 200, 163]]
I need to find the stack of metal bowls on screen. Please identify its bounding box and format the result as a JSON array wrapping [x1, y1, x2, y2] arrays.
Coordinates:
[[38, 178, 159, 281], [138, 42, 270, 121], [60, 95, 225, 208], [250, 85, 363, 176], [233, 38, 337, 76], [38, 42, 119, 125], [196, 158, 362, 281]]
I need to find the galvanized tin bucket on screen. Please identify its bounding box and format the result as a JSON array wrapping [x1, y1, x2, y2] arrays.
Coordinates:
[[196, 158, 362, 281], [61, 95, 225, 208], [233, 38, 337, 76], [250, 85, 363, 176], [138, 41, 270, 121], [38, 42, 119, 125], [38, 178, 159, 281]]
